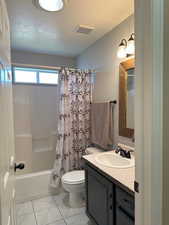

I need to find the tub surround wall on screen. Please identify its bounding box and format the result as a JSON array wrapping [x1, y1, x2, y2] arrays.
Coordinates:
[[77, 15, 134, 147], [13, 84, 58, 175], [12, 50, 75, 175]]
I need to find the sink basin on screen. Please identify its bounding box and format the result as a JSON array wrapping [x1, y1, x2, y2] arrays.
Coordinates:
[[95, 152, 135, 169]]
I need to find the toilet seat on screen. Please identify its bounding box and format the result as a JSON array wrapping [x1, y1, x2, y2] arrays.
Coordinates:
[[62, 170, 85, 185]]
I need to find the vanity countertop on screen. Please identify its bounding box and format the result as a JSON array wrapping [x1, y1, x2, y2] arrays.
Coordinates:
[[83, 152, 135, 194]]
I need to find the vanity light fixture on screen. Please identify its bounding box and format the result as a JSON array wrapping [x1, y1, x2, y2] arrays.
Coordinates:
[[117, 39, 127, 59], [117, 33, 135, 59], [126, 33, 135, 55], [38, 0, 66, 12]]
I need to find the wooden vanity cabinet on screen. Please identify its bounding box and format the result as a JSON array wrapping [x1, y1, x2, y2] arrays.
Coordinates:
[[84, 162, 135, 225]]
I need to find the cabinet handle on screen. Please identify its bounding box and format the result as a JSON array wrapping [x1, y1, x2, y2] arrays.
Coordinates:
[[110, 205, 113, 210], [124, 198, 130, 204], [110, 194, 113, 198], [118, 206, 134, 220], [123, 198, 134, 208]]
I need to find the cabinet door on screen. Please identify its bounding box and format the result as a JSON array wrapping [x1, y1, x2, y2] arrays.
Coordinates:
[[85, 165, 114, 225], [116, 207, 134, 225]]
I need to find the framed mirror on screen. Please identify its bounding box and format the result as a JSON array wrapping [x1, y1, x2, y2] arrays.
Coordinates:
[[119, 58, 135, 138]]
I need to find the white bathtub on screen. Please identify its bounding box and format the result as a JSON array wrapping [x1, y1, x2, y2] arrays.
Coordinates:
[[15, 170, 58, 203]]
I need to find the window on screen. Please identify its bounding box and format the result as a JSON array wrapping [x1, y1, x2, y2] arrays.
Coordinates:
[[39, 72, 58, 84], [14, 68, 37, 84], [13, 66, 58, 85]]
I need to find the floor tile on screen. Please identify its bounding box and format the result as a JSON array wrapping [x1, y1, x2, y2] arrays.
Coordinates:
[[48, 220, 66, 225], [32, 196, 58, 212], [17, 213, 37, 225], [16, 202, 34, 216], [58, 203, 85, 219], [65, 213, 91, 225], [54, 192, 68, 205], [35, 207, 63, 225]]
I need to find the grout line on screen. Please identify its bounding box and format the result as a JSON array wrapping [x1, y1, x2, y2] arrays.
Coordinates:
[[63, 218, 68, 225], [57, 205, 64, 219], [40, 219, 67, 225], [29, 194, 87, 225], [31, 196, 66, 225], [57, 206, 67, 225], [56, 198, 87, 221], [53, 194, 67, 225], [31, 201, 38, 225]]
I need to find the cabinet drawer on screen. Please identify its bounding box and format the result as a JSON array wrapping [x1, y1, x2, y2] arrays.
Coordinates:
[[116, 206, 134, 225], [116, 187, 134, 218]]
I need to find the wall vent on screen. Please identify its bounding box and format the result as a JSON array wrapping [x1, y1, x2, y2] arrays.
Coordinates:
[[76, 25, 94, 35]]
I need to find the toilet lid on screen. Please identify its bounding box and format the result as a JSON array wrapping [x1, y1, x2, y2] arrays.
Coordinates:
[[62, 170, 85, 185]]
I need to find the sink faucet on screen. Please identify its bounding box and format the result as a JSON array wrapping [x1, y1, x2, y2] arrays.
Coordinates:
[[115, 146, 132, 159]]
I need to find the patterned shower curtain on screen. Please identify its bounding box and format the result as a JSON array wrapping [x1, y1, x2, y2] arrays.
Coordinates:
[[51, 68, 92, 188]]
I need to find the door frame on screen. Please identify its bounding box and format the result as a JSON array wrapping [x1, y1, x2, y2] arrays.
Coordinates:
[[135, 0, 169, 224], [0, 1, 16, 225]]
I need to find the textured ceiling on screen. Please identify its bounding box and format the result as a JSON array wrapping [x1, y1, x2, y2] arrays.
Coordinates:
[[6, 0, 133, 57]]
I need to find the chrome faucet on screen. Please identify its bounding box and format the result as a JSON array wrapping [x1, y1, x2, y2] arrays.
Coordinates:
[[115, 146, 132, 159]]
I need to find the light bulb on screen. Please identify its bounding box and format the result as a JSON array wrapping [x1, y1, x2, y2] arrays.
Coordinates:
[[39, 0, 64, 12], [117, 45, 126, 58], [117, 39, 127, 59], [126, 34, 135, 55]]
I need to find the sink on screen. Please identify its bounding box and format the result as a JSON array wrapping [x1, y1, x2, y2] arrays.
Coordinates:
[[95, 152, 135, 169]]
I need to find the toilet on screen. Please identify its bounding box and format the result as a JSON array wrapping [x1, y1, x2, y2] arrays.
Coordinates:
[[61, 147, 103, 208], [62, 170, 85, 208]]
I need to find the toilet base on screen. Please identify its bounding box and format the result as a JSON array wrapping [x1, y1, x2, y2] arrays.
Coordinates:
[[61, 170, 85, 208], [69, 192, 84, 208]]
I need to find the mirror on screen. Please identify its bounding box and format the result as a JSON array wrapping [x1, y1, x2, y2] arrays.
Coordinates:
[[119, 58, 135, 138]]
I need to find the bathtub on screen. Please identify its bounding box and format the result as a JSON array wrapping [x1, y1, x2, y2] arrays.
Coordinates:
[[15, 170, 58, 203]]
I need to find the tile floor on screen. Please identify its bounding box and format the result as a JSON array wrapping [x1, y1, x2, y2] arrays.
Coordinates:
[[16, 192, 92, 225]]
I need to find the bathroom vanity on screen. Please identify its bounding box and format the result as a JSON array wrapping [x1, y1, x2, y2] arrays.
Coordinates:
[[83, 153, 135, 225]]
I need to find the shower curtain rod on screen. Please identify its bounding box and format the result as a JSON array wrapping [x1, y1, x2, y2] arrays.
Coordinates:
[[12, 63, 96, 73]]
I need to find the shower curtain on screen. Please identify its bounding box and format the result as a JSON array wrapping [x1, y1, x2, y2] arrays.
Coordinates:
[[51, 68, 92, 188]]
